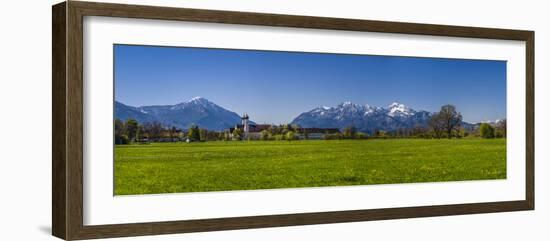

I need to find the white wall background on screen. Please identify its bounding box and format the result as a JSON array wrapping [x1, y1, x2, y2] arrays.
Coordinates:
[[0, 0, 547, 240]]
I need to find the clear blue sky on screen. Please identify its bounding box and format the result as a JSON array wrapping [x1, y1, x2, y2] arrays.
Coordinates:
[[114, 44, 506, 124]]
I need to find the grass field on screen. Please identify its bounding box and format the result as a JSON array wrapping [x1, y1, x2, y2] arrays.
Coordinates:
[[114, 138, 506, 195]]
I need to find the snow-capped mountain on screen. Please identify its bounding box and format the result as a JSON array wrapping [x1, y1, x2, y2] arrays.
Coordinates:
[[115, 97, 243, 131], [116, 98, 483, 133], [291, 101, 433, 133], [387, 102, 415, 117]]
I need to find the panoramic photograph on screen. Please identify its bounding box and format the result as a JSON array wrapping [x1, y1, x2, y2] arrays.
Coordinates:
[[113, 44, 507, 195]]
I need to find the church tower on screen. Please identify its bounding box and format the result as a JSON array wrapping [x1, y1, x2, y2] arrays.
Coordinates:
[[241, 114, 249, 136]]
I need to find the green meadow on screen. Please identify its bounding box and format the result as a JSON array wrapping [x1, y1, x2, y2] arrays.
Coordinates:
[[114, 138, 506, 195]]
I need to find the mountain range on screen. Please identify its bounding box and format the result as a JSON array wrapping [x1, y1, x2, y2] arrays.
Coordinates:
[[115, 97, 243, 131], [115, 97, 483, 132], [290, 102, 435, 133]]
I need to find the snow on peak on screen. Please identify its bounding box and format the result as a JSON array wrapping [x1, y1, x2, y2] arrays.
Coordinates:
[[362, 104, 376, 115], [189, 96, 205, 102], [388, 102, 404, 108], [171, 97, 213, 110], [312, 106, 332, 113], [387, 102, 414, 117], [338, 101, 361, 111], [186, 96, 213, 105], [305, 101, 423, 118]]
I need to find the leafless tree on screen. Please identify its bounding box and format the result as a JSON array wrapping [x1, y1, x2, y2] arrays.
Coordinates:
[[439, 105, 462, 138], [429, 113, 445, 138], [143, 121, 163, 140]]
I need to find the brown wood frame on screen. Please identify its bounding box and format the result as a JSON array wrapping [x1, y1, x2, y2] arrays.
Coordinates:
[[52, 1, 535, 240]]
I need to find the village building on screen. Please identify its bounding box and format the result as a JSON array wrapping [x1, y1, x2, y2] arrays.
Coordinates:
[[228, 114, 272, 139], [228, 114, 340, 140]]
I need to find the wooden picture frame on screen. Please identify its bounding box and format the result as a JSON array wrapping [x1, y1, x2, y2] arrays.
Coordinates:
[[52, 1, 534, 240]]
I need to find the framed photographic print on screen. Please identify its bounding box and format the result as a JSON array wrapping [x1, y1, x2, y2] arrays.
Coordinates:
[[52, 1, 534, 240]]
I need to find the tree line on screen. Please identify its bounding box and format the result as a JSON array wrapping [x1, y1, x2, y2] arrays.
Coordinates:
[[320, 105, 505, 140], [426, 104, 505, 139], [114, 119, 184, 144], [114, 105, 505, 144], [190, 124, 363, 142]]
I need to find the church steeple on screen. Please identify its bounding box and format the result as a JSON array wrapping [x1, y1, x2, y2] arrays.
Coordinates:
[[241, 114, 249, 135]]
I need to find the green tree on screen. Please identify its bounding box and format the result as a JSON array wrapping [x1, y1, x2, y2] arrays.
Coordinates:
[[285, 131, 296, 141], [479, 123, 495, 138], [114, 119, 124, 136], [302, 128, 309, 140], [290, 124, 300, 132], [343, 126, 357, 139], [187, 125, 201, 141], [223, 131, 231, 141], [232, 128, 243, 140], [135, 124, 144, 141], [457, 128, 465, 138], [168, 126, 178, 138], [374, 130, 386, 138], [260, 130, 270, 140], [125, 119, 139, 142], [114, 119, 128, 144], [205, 131, 221, 141], [199, 129, 207, 141], [282, 124, 290, 135], [324, 133, 343, 140]]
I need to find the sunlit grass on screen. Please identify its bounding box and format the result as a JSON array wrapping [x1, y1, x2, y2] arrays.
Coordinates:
[[114, 138, 506, 195]]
